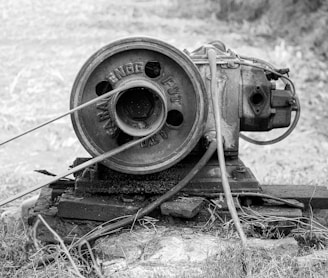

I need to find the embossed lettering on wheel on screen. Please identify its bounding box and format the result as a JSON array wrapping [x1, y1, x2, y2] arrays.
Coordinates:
[[70, 37, 207, 174]]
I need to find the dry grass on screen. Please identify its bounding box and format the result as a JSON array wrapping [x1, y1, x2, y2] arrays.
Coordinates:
[[2, 213, 328, 277], [0, 0, 328, 277], [201, 246, 322, 278]]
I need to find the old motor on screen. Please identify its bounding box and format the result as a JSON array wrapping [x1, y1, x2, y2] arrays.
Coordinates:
[[70, 37, 298, 175], [54, 37, 300, 223], [0, 37, 302, 241]]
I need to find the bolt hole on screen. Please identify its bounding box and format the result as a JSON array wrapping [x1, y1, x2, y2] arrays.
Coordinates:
[[117, 132, 133, 146], [250, 92, 264, 105], [145, 61, 161, 78], [166, 110, 184, 127], [96, 81, 113, 96]]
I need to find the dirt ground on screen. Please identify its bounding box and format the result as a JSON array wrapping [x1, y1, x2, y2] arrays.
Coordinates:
[[0, 0, 328, 205]]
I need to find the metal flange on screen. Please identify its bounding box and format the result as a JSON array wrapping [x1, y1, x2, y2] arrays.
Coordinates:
[[70, 37, 207, 174]]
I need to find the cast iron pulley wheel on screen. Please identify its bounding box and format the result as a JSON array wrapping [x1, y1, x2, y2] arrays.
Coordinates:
[[70, 37, 207, 174]]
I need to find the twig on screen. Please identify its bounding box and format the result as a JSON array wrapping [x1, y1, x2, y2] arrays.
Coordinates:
[[238, 205, 328, 241], [31, 218, 41, 250], [138, 216, 159, 231], [37, 214, 85, 278], [73, 215, 130, 247], [130, 209, 142, 232], [79, 239, 104, 278], [308, 184, 317, 238]]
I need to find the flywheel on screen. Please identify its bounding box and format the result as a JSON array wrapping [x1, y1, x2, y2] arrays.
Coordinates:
[[70, 37, 207, 174]]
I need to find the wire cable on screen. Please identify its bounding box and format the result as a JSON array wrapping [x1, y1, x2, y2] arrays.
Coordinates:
[[75, 140, 217, 244], [0, 133, 157, 207], [207, 48, 247, 247], [235, 60, 301, 145], [0, 82, 138, 147]]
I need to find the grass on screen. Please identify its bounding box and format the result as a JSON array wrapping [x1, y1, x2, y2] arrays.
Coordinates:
[[0, 0, 328, 277], [2, 213, 328, 277], [201, 246, 321, 278]]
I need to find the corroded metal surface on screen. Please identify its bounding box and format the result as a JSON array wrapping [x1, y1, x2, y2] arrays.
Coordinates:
[[73, 156, 260, 195], [70, 37, 295, 175], [70, 37, 207, 174]]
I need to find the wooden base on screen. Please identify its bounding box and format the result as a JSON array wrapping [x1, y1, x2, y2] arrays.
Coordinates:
[[261, 184, 328, 209]]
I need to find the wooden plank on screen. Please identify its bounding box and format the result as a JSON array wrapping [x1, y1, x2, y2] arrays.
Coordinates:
[[57, 194, 146, 222], [242, 206, 302, 218], [261, 184, 328, 209]]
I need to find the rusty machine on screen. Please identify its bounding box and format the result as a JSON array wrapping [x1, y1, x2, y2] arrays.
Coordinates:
[[1, 37, 312, 241]]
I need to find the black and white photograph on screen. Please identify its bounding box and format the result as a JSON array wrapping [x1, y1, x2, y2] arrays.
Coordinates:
[[0, 0, 328, 277]]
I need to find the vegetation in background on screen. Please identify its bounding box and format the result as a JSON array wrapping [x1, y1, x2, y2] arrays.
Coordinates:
[[216, 0, 328, 59], [172, 0, 328, 59]]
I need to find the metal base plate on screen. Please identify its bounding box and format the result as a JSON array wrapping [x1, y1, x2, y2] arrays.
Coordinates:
[[73, 155, 261, 196]]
